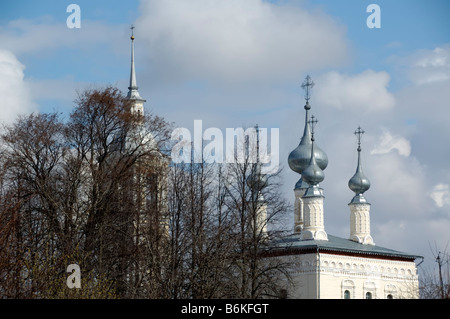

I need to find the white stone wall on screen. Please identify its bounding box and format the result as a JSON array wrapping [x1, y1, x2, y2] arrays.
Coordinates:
[[299, 196, 328, 241], [349, 203, 374, 245], [284, 252, 419, 299]]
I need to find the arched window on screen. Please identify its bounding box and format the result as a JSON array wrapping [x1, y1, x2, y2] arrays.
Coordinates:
[[385, 284, 397, 299], [342, 280, 355, 299], [363, 281, 376, 299], [344, 290, 351, 299]]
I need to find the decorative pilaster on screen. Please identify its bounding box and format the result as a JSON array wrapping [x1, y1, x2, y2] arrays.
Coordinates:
[[294, 188, 306, 233], [349, 201, 374, 245], [300, 195, 327, 241]]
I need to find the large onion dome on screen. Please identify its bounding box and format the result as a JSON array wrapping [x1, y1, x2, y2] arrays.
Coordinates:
[[288, 102, 328, 189], [289, 76, 328, 189]]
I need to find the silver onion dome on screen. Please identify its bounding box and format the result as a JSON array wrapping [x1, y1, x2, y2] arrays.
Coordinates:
[[348, 127, 370, 203], [301, 116, 325, 188], [301, 146, 325, 187], [288, 102, 328, 173], [288, 102, 328, 188], [289, 76, 328, 189], [348, 160, 370, 195]]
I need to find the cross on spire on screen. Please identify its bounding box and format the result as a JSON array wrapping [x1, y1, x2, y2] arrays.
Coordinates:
[[354, 126, 365, 152], [308, 115, 318, 141], [301, 75, 315, 102], [130, 24, 135, 40]]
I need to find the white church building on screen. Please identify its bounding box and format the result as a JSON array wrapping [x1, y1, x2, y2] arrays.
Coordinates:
[[124, 27, 421, 299], [271, 76, 422, 299]]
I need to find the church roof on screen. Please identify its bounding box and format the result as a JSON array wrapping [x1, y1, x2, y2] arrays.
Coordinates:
[[270, 233, 422, 262]]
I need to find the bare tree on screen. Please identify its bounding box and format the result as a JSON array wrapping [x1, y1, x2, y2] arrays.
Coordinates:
[[221, 157, 291, 298], [420, 244, 450, 299], [0, 88, 292, 300], [0, 86, 172, 298]]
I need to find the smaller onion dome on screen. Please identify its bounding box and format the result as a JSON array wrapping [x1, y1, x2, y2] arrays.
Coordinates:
[[348, 161, 370, 195], [301, 116, 325, 188], [348, 127, 370, 203], [302, 141, 324, 187]]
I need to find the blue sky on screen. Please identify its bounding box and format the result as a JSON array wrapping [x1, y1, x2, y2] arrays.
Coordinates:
[[1, 0, 450, 276], [2, 0, 449, 87]]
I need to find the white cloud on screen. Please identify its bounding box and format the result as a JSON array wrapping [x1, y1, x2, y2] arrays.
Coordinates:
[[401, 44, 450, 86], [429, 183, 450, 208], [136, 0, 349, 83], [370, 130, 411, 157], [0, 49, 36, 124], [366, 151, 427, 219], [314, 70, 395, 112]]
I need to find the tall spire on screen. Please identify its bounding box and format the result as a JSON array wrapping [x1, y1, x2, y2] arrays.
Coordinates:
[[127, 24, 145, 103], [247, 124, 268, 194], [246, 124, 268, 235]]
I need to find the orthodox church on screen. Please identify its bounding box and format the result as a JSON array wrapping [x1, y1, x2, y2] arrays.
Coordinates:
[[273, 76, 422, 299], [123, 26, 421, 299]]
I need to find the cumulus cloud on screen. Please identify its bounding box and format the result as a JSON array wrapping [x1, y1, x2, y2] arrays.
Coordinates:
[[370, 130, 411, 157], [314, 70, 395, 112], [136, 0, 349, 83], [409, 45, 450, 85], [0, 49, 35, 124], [429, 183, 450, 208], [391, 44, 450, 86]]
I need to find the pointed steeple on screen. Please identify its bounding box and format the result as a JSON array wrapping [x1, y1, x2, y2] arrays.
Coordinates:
[[127, 25, 146, 111], [246, 124, 268, 235], [247, 124, 268, 196]]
